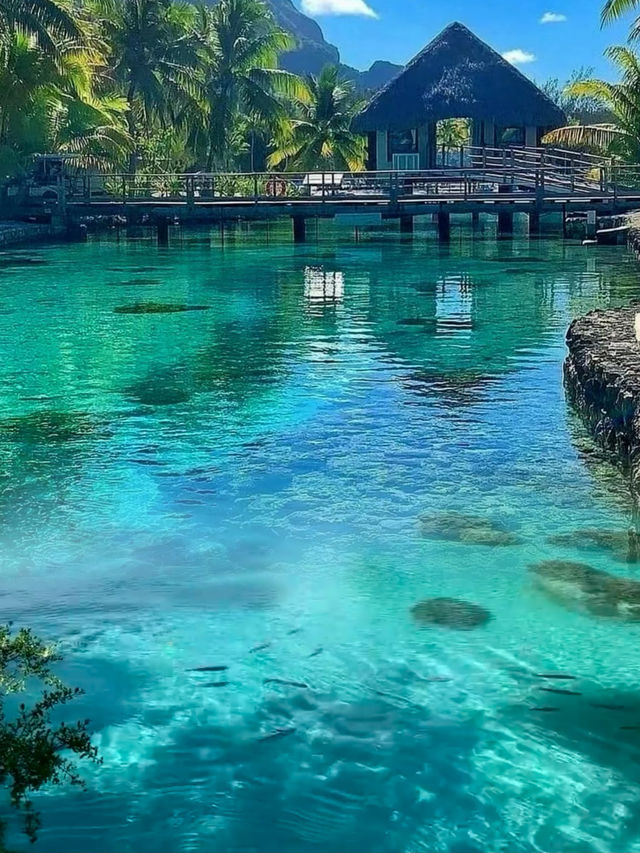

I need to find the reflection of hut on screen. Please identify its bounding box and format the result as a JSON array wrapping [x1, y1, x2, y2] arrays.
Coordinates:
[[353, 22, 565, 171]]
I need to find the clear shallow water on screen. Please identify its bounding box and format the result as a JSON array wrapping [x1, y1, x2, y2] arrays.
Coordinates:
[[3, 216, 640, 851]]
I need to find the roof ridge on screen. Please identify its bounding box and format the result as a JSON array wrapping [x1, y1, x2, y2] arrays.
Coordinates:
[[353, 21, 565, 132]]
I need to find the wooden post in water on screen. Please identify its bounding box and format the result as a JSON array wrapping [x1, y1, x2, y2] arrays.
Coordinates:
[[529, 211, 540, 235], [400, 215, 414, 235], [471, 211, 480, 228], [157, 217, 169, 247], [437, 211, 450, 241], [497, 184, 513, 234], [293, 215, 306, 243]]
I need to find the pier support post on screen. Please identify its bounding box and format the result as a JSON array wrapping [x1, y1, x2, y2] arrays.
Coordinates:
[[157, 217, 169, 247], [400, 215, 414, 235], [498, 212, 514, 235], [529, 211, 540, 235], [293, 215, 306, 243], [497, 183, 513, 235], [586, 210, 597, 240], [66, 221, 87, 242], [471, 211, 480, 229], [437, 211, 450, 242]]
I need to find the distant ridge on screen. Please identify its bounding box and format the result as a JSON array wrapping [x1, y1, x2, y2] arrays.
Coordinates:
[[207, 0, 403, 91]]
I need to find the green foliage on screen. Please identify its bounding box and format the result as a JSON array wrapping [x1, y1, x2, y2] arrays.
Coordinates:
[[268, 65, 365, 171], [193, 0, 306, 170], [540, 67, 609, 125], [0, 624, 99, 847], [436, 118, 470, 148], [543, 47, 640, 161]]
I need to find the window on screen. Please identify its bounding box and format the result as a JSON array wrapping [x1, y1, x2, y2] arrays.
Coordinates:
[[496, 126, 525, 147], [388, 129, 418, 158]]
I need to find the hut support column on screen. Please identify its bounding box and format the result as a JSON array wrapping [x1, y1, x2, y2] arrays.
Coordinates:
[[157, 217, 169, 246], [437, 211, 450, 241], [293, 216, 306, 243], [400, 215, 414, 234], [498, 211, 514, 234], [497, 184, 513, 235], [471, 211, 480, 228], [529, 211, 540, 235]]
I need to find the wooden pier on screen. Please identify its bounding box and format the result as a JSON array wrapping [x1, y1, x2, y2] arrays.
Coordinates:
[[15, 146, 640, 242]]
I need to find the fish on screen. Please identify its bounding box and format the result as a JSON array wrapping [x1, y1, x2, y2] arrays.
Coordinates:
[[287, 628, 302, 636], [308, 647, 323, 658], [426, 676, 453, 683], [539, 688, 582, 696], [620, 726, 640, 731], [202, 681, 230, 688], [263, 679, 309, 689], [531, 707, 561, 712], [257, 727, 296, 743], [590, 703, 628, 711], [250, 642, 272, 654], [535, 673, 577, 680], [188, 666, 229, 673]]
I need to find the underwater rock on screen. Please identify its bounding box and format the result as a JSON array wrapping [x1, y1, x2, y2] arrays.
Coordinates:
[[530, 559, 640, 621], [410, 597, 492, 630], [0, 256, 47, 268], [404, 371, 495, 408], [419, 512, 521, 546], [125, 369, 192, 406], [114, 302, 209, 314], [396, 317, 436, 328], [548, 528, 640, 564], [107, 278, 161, 287], [0, 410, 97, 443]]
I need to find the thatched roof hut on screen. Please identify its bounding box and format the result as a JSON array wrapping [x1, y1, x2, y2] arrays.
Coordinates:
[[353, 22, 565, 170]]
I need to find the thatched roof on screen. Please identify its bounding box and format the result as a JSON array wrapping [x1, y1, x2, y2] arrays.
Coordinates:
[[353, 22, 565, 132]]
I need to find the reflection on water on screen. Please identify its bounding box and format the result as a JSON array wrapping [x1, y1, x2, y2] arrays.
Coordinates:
[[3, 216, 640, 851]]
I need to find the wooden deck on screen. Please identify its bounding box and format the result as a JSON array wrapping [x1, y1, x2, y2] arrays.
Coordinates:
[[16, 146, 640, 238]]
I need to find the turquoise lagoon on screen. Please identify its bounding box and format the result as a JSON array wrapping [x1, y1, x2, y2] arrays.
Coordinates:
[[3, 217, 640, 851]]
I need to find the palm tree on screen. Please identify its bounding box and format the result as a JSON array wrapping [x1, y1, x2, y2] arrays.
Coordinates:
[[543, 46, 640, 162], [195, 0, 307, 170], [0, 30, 130, 170], [268, 65, 366, 171], [0, 0, 83, 56], [88, 0, 200, 167], [602, 0, 640, 31]]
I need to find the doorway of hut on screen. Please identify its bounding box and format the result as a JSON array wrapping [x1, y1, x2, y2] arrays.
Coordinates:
[[436, 118, 472, 167]]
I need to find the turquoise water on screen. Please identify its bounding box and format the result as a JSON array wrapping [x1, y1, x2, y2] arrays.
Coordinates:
[[4, 216, 640, 851]]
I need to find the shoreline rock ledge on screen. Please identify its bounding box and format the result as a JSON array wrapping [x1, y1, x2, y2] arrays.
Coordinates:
[[565, 306, 640, 497]]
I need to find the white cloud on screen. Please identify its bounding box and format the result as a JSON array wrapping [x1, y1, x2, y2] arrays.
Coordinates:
[[301, 0, 378, 17], [502, 48, 537, 65], [540, 11, 568, 23]]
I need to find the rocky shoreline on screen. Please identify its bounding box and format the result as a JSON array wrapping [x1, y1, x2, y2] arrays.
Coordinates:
[[565, 304, 640, 498], [0, 220, 64, 248]]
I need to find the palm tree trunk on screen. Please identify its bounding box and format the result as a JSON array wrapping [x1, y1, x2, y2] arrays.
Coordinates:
[[126, 83, 138, 174]]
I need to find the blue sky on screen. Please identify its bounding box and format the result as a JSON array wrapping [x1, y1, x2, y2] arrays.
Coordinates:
[[295, 0, 631, 83]]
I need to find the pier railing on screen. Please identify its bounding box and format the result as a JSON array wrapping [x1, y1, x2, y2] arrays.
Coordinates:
[[65, 163, 620, 207]]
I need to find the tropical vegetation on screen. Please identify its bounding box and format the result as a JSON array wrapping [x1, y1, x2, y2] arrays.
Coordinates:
[[0, 0, 366, 180], [541, 0, 640, 162], [0, 624, 99, 849]]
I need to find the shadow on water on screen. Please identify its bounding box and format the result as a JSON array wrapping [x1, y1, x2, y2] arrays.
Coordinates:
[[126, 690, 493, 853], [503, 686, 640, 784]]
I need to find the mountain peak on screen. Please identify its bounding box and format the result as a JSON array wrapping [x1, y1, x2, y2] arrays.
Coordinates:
[[265, 0, 401, 89]]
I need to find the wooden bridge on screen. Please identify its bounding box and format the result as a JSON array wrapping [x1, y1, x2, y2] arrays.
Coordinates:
[[16, 146, 640, 242]]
